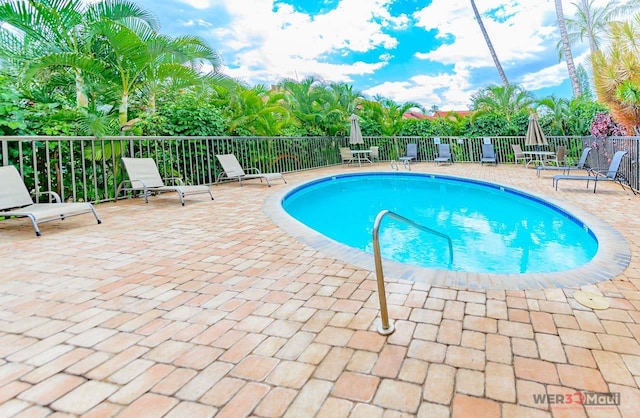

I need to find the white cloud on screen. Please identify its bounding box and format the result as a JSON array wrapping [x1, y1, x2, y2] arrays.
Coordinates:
[[520, 49, 590, 91], [202, 0, 401, 85], [183, 19, 213, 28], [161, 0, 611, 108], [366, 0, 588, 109], [364, 66, 475, 110], [413, 0, 553, 70], [176, 0, 214, 10]]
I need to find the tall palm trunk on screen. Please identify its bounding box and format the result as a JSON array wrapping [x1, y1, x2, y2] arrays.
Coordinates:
[[75, 69, 88, 108], [119, 92, 129, 127], [555, 0, 583, 97], [577, 0, 599, 56], [470, 0, 509, 86]]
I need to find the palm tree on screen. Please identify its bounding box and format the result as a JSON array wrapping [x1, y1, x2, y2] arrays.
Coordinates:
[[308, 82, 366, 136], [322, 82, 364, 135], [24, 18, 224, 127], [0, 0, 158, 108], [330, 82, 363, 114], [565, 0, 640, 56], [592, 14, 640, 133], [226, 85, 290, 136], [469, 0, 509, 86], [562, 0, 640, 101], [139, 34, 224, 115], [280, 77, 329, 134], [537, 96, 569, 135], [359, 96, 421, 137], [471, 84, 534, 121], [555, 0, 583, 97], [565, 0, 617, 56]]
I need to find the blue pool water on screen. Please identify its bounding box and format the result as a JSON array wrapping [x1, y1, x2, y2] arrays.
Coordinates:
[[282, 173, 598, 274]]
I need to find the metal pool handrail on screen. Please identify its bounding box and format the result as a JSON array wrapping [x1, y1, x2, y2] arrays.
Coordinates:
[[372, 209, 454, 335]]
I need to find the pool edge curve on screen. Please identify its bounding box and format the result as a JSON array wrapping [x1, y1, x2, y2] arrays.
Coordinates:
[[263, 171, 630, 290]]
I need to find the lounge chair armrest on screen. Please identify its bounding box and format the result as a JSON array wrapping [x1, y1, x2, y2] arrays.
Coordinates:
[[246, 167, 263, 174], [33, 190, 62, 203], [589, 168, 612, 176], [164, 177, 185, 186], [116, 179, 144, 190], [130, 179, 150, 188]]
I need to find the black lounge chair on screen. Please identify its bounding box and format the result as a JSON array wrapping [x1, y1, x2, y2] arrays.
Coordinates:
[[553, 150, 636, 194], [399, 143, 418, 169], [480, 143, 497, 166], [537, 147, 591, 177], [435, 143, 453, 166]]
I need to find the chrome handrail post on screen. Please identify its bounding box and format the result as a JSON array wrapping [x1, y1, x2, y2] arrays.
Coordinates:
[[372, 209, 455, 336], [373, 210, 395, 335]]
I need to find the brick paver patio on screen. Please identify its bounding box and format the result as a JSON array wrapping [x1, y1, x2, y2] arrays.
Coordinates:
[[1, 162, 640, 417]]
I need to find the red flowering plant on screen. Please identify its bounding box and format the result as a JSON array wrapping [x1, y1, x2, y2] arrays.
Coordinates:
[[590, 112, 626, 138], [589, 112, 627, 166]]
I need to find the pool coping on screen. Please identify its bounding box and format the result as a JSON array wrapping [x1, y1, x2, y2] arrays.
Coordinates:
[[263, 171, 631, 290]]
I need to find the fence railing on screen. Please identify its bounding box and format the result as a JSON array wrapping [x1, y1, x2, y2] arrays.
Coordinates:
[[1, 135, 638, 203]]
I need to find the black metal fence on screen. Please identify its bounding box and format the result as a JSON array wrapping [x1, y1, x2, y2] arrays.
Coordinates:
[[1, 135, 638, 203]]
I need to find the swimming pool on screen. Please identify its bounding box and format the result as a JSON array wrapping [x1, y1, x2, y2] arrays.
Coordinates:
[[265, 171, 630, 289], [282, 172, 598, 274]]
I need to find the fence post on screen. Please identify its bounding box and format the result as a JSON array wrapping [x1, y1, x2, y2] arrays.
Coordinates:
[[1, 140, 6, 166]]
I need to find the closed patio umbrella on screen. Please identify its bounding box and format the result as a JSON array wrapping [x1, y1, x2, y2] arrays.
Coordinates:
[[525, 114, 548, 147], [349, 114, 364, 146]]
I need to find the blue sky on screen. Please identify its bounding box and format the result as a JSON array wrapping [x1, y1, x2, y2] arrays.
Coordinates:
[[130, 0, 600, 110]]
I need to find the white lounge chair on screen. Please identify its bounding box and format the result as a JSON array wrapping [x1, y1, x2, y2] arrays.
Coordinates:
[[0, 165, 101, 236], [553, 150, 635, 194], [116, 157, 214, 205], [215, 154, 286, 187]]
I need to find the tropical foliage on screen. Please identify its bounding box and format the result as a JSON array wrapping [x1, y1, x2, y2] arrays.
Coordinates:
[[470, 84, 534, 122], [562, 0, 640, 102], [0, 0, 635, 139], [591, 12, 640, 133]]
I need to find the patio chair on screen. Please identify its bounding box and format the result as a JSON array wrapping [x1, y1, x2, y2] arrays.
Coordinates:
[[216, 154, 286, 187], [399, 143, 417, 169], [511, 144, 531, 166], [369, 146, 380, 162], [435, 143, 453, 165], [0, 165, 102, 236], [480, 143, 497, 166], [543, 145, 567, 167], [553, 150, 635, 194], [340, 147, 354, 165], [537, 147, 591, 177], [116, 157, 214, 205]]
